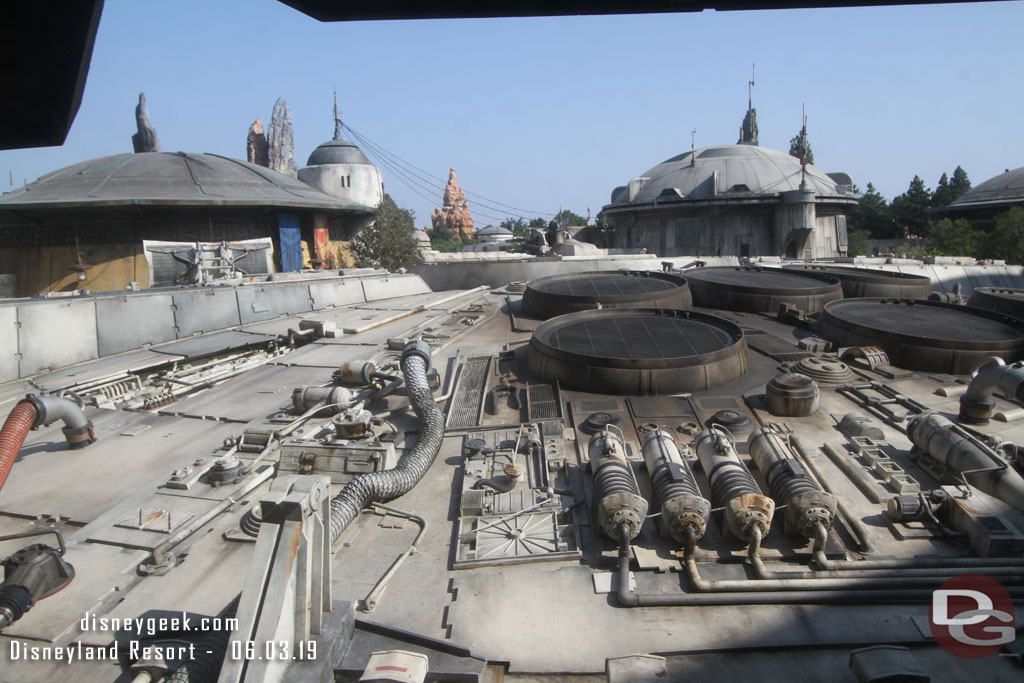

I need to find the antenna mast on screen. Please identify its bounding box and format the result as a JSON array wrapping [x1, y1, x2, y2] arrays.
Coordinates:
[[333, 86, 342, 140]]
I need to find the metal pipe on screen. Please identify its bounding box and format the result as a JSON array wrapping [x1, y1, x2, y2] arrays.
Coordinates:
[[359, 503, 428, 613], [687, 525, 1024, 591], [960, 357, 1024, 424], [613, 524, 1015, 607], [144, 465, 275, 572]]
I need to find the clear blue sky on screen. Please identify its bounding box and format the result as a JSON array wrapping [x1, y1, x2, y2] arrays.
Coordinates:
[[2, 0, 1021, 228]]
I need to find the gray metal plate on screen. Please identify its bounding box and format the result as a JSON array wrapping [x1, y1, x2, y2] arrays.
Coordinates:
[[17, 299, 98, 377], [151, 330, 277, 359], [277, 342, 379, 369], [0, 409, 238, 524], [172, 288, 242, 337], [362, 274, 432, 302], [309, 278, 366, 308], [161, 364, 328, 422], [236, 283, 312, 324], [30, 349, 182, 392], [96, 293, 178, 356], [0, 306, 18, 383]]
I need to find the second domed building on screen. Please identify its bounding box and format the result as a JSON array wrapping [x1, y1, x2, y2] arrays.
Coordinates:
[[598, 107, 858, 259]]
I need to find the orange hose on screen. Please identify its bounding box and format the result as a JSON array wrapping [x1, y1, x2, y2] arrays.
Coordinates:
[[0, 401, 37, 493]]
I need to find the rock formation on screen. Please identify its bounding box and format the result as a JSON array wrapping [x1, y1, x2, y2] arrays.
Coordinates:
[[267, 97, 297, 177], [131, 93, 161, 153], [246, 117, 269, 167], [431, 168, 475, 239]]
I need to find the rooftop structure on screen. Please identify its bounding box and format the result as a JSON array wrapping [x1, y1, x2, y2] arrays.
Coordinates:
[[600, 143, 857, 259]]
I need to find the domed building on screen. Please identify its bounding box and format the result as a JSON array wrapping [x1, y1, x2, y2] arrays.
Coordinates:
[[0, 151, 378, 296], [941, 167, 1024, 225], [297, 125, 383, 218], [599, 122, 858, 259]]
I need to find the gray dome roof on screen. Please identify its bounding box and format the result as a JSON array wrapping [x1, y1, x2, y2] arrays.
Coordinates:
[[0, 152, 362, 211], [609, 144, 850, 205], [305, 138, 372, 166], [948, 167, 1024, 211]]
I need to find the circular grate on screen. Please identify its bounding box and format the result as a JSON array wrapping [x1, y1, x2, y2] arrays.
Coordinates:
[[527, 308, 747, 395], [968, 287, 1024, 320], [816, 298, 1024, 373], [685, 266, 843, 314], [784, 265, 931, 299], [521, 270, 692, 319]]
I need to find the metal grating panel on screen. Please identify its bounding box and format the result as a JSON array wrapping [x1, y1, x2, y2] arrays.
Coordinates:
[[550, 315, 730, 359], [447, 357, 491, 429], [696, 397, 741, 411], [527, 383, 560, 421], [745, 333, 814, 362], [575, 399, 622, 413]]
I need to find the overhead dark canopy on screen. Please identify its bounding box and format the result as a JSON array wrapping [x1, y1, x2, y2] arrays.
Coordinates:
[[0, 0, 998, 150], [278, 0, 989, 21]]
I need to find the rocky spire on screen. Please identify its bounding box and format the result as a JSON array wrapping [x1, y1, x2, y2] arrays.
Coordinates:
[[431, 168, 475, 240], [246, 117, 269, 167], [131, 93, 161, 153], [267, 97, 297, 177]]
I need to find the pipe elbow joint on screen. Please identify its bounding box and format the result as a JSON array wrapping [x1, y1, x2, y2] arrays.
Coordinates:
[[959, 360, 1024, 425], [23, 395, 96, 449]]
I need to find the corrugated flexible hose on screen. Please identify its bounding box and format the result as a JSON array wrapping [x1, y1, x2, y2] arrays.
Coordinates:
[[328, 350, 443, 543], [167, 343, 442, 682], [0, 402, 38, 494]]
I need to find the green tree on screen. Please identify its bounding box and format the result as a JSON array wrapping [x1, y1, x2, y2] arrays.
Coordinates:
[[528, 217, 547, 230], [890, 176, 932, 237], [500, 217, 528, 237], [848, 183, 899, 238], [983, 207, 1024, 264], [553, 209, 587, 227], [929, 218, 983, 256], [788, 128, 814, 165], [352, 194, 421, 271], [932, 167, 972, 208], [846, 228, 872, 256], [931, 173, 956, 208], [950, 166, 972, 197]]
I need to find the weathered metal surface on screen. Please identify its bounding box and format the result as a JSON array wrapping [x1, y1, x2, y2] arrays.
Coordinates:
[[2, 268, 1024, 682], [95, 293, 177, 356], [172, 287, 243, 336], [16, 299, 98, 377], [0, 306, 18, 384], [236, 283, 312, 324]]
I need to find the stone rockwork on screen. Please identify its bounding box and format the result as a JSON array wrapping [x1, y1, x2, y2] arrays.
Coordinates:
[[131, 93, 161, 153], [268, 97, 297, 177], [246, 117, 269, 167], [431, 168, 475, 239]]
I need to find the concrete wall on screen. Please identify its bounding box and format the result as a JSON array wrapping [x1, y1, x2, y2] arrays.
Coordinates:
[[0, 271, 431, 383], [412, 254, 741, 291]]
